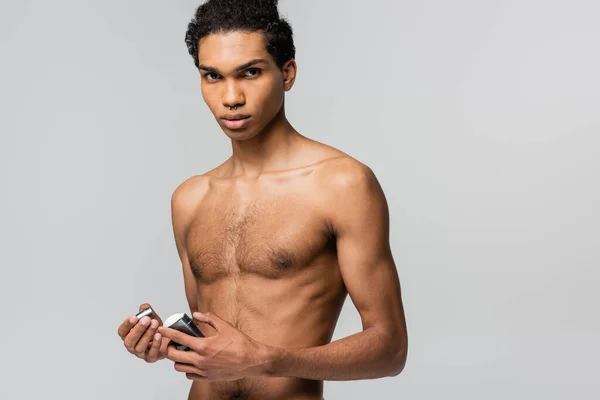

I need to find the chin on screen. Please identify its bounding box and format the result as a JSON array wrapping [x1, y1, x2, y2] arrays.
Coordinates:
[[222, 127, 259, 141]]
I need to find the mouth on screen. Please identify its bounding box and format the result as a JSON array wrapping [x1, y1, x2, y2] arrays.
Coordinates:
[[221, 114, 251, 130]]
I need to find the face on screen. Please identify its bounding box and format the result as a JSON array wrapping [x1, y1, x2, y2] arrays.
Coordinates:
[[197, 31, 296, 140]]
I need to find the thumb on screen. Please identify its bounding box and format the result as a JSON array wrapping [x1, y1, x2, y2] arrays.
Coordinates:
[[193, 311, 228, 332]]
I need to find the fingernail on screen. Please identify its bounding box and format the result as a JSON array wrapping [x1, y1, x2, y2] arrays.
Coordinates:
[[141, 317, 150, 326], [150, 319, 158, 329], [129, 316, 137, 324], [155, 333, 161, 341]]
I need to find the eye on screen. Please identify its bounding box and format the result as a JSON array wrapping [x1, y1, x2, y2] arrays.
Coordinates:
[[204, 72, 220, 81], [243, 68, 261, 78]]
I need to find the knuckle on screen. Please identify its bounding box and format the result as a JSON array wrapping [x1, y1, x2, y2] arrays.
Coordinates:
[[196, 342, 207, 353], [134, 343, 146, 354], [117, 325, 131, 339], [124, 341, 134, 352], [194, 356, 205, 368]]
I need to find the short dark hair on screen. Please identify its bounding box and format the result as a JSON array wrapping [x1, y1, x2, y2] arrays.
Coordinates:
[[185, 0, 296, 69]]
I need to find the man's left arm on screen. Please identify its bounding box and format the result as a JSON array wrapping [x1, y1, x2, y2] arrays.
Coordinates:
[[265, 163, 408, 380]]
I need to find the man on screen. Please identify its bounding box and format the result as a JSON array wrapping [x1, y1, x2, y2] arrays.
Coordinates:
[[117, 0, 408, 398]]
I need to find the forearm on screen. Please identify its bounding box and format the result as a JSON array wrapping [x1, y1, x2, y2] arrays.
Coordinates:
[[262, 327, 406, 381]]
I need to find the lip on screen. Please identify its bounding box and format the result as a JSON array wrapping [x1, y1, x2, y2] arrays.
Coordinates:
[[221, 114, 251, 130]]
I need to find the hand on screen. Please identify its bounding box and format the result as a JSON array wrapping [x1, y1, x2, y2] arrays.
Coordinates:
[[158, 311, 271, 381], [117, 303, 171, 363]]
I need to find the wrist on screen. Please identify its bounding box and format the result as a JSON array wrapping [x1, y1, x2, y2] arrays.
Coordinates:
[[256, 344, 286, 378]]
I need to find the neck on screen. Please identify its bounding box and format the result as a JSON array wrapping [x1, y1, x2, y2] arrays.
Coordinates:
[[228, 107, 301, 177]]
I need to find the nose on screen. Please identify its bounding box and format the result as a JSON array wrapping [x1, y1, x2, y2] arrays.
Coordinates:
[[222, 79, 245, 110]]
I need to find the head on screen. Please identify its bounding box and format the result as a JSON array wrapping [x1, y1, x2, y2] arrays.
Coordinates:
[[185, 0, 297, 140]]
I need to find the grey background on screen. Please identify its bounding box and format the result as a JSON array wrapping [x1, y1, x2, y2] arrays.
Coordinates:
[[0, 0, 599, 399]]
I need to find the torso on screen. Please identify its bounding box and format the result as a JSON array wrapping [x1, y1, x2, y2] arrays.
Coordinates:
[[183, 154, 350, 400]]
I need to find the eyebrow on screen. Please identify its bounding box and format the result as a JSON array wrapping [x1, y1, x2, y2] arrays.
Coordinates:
[[198, 59, 268, 74]]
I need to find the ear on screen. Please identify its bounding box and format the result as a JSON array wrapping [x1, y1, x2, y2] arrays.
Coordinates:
[[282, 59, 297, 92]]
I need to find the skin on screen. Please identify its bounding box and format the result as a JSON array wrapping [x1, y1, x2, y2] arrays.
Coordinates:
[[117, 31, 408, 400]]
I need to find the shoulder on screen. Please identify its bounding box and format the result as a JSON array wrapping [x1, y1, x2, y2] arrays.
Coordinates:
[[296, 138, 378, 189], [170, 170, 221, 234], [314, 155, 380, 196], [169, 173, 217, 248], [171, 160, 230, 209], [171, 174, 209, 210], [312, 155, 388, 230]]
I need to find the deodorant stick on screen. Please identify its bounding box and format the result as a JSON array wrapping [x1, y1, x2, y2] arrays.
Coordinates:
[[135, 307, 154, 320], [164, 313, 205, 351]]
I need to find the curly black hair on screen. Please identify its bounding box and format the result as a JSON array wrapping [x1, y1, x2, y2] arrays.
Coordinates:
[[185, 0, 295, 70]]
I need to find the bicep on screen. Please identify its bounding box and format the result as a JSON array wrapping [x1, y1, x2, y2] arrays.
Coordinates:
[[331, 166, 406, 336], [171, 186, 199, 314], [180, 251, 198, 314]]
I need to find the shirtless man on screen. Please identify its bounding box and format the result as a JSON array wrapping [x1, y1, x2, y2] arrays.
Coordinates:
[[117, 1, 408, 398]]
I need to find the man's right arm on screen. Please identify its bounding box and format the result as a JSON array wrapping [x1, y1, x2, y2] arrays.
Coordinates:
[[170, 176, 208, 315], [117, 176, 207, 363]]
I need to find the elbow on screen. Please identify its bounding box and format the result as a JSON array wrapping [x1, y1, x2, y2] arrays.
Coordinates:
[[384, 335, 408, 377], [386, 346, 407, 377], [371, 326, 408, 378]]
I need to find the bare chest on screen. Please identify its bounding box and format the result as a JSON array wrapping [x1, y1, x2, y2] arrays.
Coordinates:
[[185, 191, 331, 282]]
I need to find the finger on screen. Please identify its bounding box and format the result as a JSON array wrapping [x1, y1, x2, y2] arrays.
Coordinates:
[[123, 316, 152, 353], [166, 343, 201, 365], [118, 315, 138, 339], [192, 311, 229, 333], [185, 373, 208, 381], [157, 326, 202, 352], [158, 335, 171, 358], [174, 362, 205, 376], [134, 318, 159, 354], [145, 333, 162, 363]]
